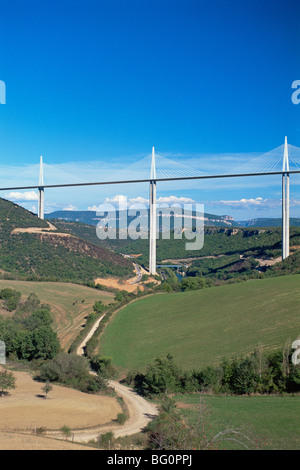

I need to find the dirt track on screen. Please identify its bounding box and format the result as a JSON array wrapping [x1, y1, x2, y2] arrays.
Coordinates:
[[69, 311, 158, 442], [50, 380, 158, 443], [11, 222, 73, 237], [76, 314, 106, 356]]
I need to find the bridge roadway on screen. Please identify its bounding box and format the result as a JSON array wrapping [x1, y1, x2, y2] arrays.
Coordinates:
[[0, 169, 299, 192]]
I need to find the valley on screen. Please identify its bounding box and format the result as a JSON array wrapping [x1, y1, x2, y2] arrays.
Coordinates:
[[0, 200, 299, 450]]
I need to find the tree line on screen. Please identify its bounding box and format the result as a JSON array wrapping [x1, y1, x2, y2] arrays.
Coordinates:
[[124, 346, 300, 397]]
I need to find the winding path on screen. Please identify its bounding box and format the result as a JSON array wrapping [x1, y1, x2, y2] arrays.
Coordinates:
[[71, 310, 158, 442]]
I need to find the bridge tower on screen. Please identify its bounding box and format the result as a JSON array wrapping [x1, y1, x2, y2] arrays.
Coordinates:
[[282, 136, 290, 260], [38, 156, 45, 220], [149, 146, 157, 275]]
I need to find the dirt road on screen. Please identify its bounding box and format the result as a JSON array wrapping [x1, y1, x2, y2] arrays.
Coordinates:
[[58, 380, 158, 443], [70, 312, 158, 442], [76, 314, 106, 356]]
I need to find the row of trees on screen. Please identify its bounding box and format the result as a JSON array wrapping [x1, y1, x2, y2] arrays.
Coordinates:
[[125, 347, 300, 397], [0, 291, 60, 361]]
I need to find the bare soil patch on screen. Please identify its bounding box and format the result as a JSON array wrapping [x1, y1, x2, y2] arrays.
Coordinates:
[[0, 431, 96, 450], [94, 276, 144, 293], [0, 368, 122, 432], [11, 222, 72, 237]]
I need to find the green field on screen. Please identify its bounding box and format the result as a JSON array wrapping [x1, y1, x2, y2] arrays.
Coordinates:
[[174, 394, 300, 450], [99, 275, 300, 371], [0, 280, 114, 350]]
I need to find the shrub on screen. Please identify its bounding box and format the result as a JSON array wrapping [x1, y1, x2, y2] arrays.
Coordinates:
[[116, 413, 127, 425], [138, 354, 182, 396], [90, 355, 115, 378], [40, 353, 90, 383], [0, 370, 16, 396], [40, 352, 108, 393], [0, 288, 21, 311], [98, 432, 114, 449]]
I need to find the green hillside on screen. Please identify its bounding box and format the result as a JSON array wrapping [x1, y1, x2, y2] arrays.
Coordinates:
[[113, 226, 300, 265], [0, 279, 115, 350], [0, 198, 133, 282], [99, 275, 300, 371]]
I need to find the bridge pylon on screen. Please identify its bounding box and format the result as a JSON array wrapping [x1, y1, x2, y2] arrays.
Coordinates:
[[38, 155, 45, 220], [149, 147, 157, 275], [282, 136, 290, 260]]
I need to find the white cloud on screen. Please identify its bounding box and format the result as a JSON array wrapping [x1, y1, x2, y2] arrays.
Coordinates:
[[208, 197, 300, 211], [87, 194, 196, 210], [129, 196, 149, 205], [4, 191, 38, 202], [217, 197, 265, 207], [87, 205, 101, 211], [157, 196, 195, 204], [104, 195, 128, 207], [63, 204, 78, 211]]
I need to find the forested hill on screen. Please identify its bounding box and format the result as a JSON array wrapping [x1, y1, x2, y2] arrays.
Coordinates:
[[46, 209, 239, 228], [0, 198, 133, 283], [0, 198, 49, 231]]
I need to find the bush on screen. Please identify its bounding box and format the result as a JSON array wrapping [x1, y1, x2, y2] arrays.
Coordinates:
[[116, 413, 127, 425], [90, 355, 115, 378], [40, 352, 108, 393], [198, 366, 222, 393], [137, 354, 182, 396], [0, 288, 21, 311], [93, 301, 105, 314], [180, 277, 205, 291], [98, 432, 114, 449], [0, 370, 16, 396]]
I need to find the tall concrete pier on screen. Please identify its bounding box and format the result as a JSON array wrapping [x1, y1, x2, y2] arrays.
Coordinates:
[[38, 155, 45, 220], [149, 147, 157, 275], [282, 136, 290, 260]]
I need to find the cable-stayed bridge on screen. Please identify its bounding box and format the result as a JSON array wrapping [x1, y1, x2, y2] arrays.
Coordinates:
[[1, 137, 300, 274]]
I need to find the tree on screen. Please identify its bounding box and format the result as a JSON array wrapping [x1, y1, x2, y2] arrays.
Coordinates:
[[93, 301, 105, 314], [90, 355, 115, 378], [60, 425, 72, 440], [42, 380, 53, 399], [140, 354, 182, 396], [0, 369, 16, 396], [30, 326, 60, 360], [180, 277, 205, 291]]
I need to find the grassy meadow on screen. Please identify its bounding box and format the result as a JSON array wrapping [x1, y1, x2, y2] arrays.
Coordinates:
[[174, 394, 300, 450], [0, 280, 114, 350], [99, 275, 300, 372]]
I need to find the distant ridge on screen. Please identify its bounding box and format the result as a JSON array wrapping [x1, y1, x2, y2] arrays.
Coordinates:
[[237, 217, 300, 227], [46, 209, 239, 228]]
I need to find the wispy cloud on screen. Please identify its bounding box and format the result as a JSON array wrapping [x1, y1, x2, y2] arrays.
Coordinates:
[[206, 197, 300, 211], [63, 204, 78, 211], [4, 191, 38, 202], [87, 194, 196, 211]]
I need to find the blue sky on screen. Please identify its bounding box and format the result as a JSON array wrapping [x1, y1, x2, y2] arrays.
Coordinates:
[[0, 0, 299, 219]]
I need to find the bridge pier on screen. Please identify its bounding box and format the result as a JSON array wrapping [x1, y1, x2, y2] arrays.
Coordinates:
[[149, 147, 157, 275], [38, 187, 45, 219], [38, 156, 45, 220], [282, 137, 290, 260]]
